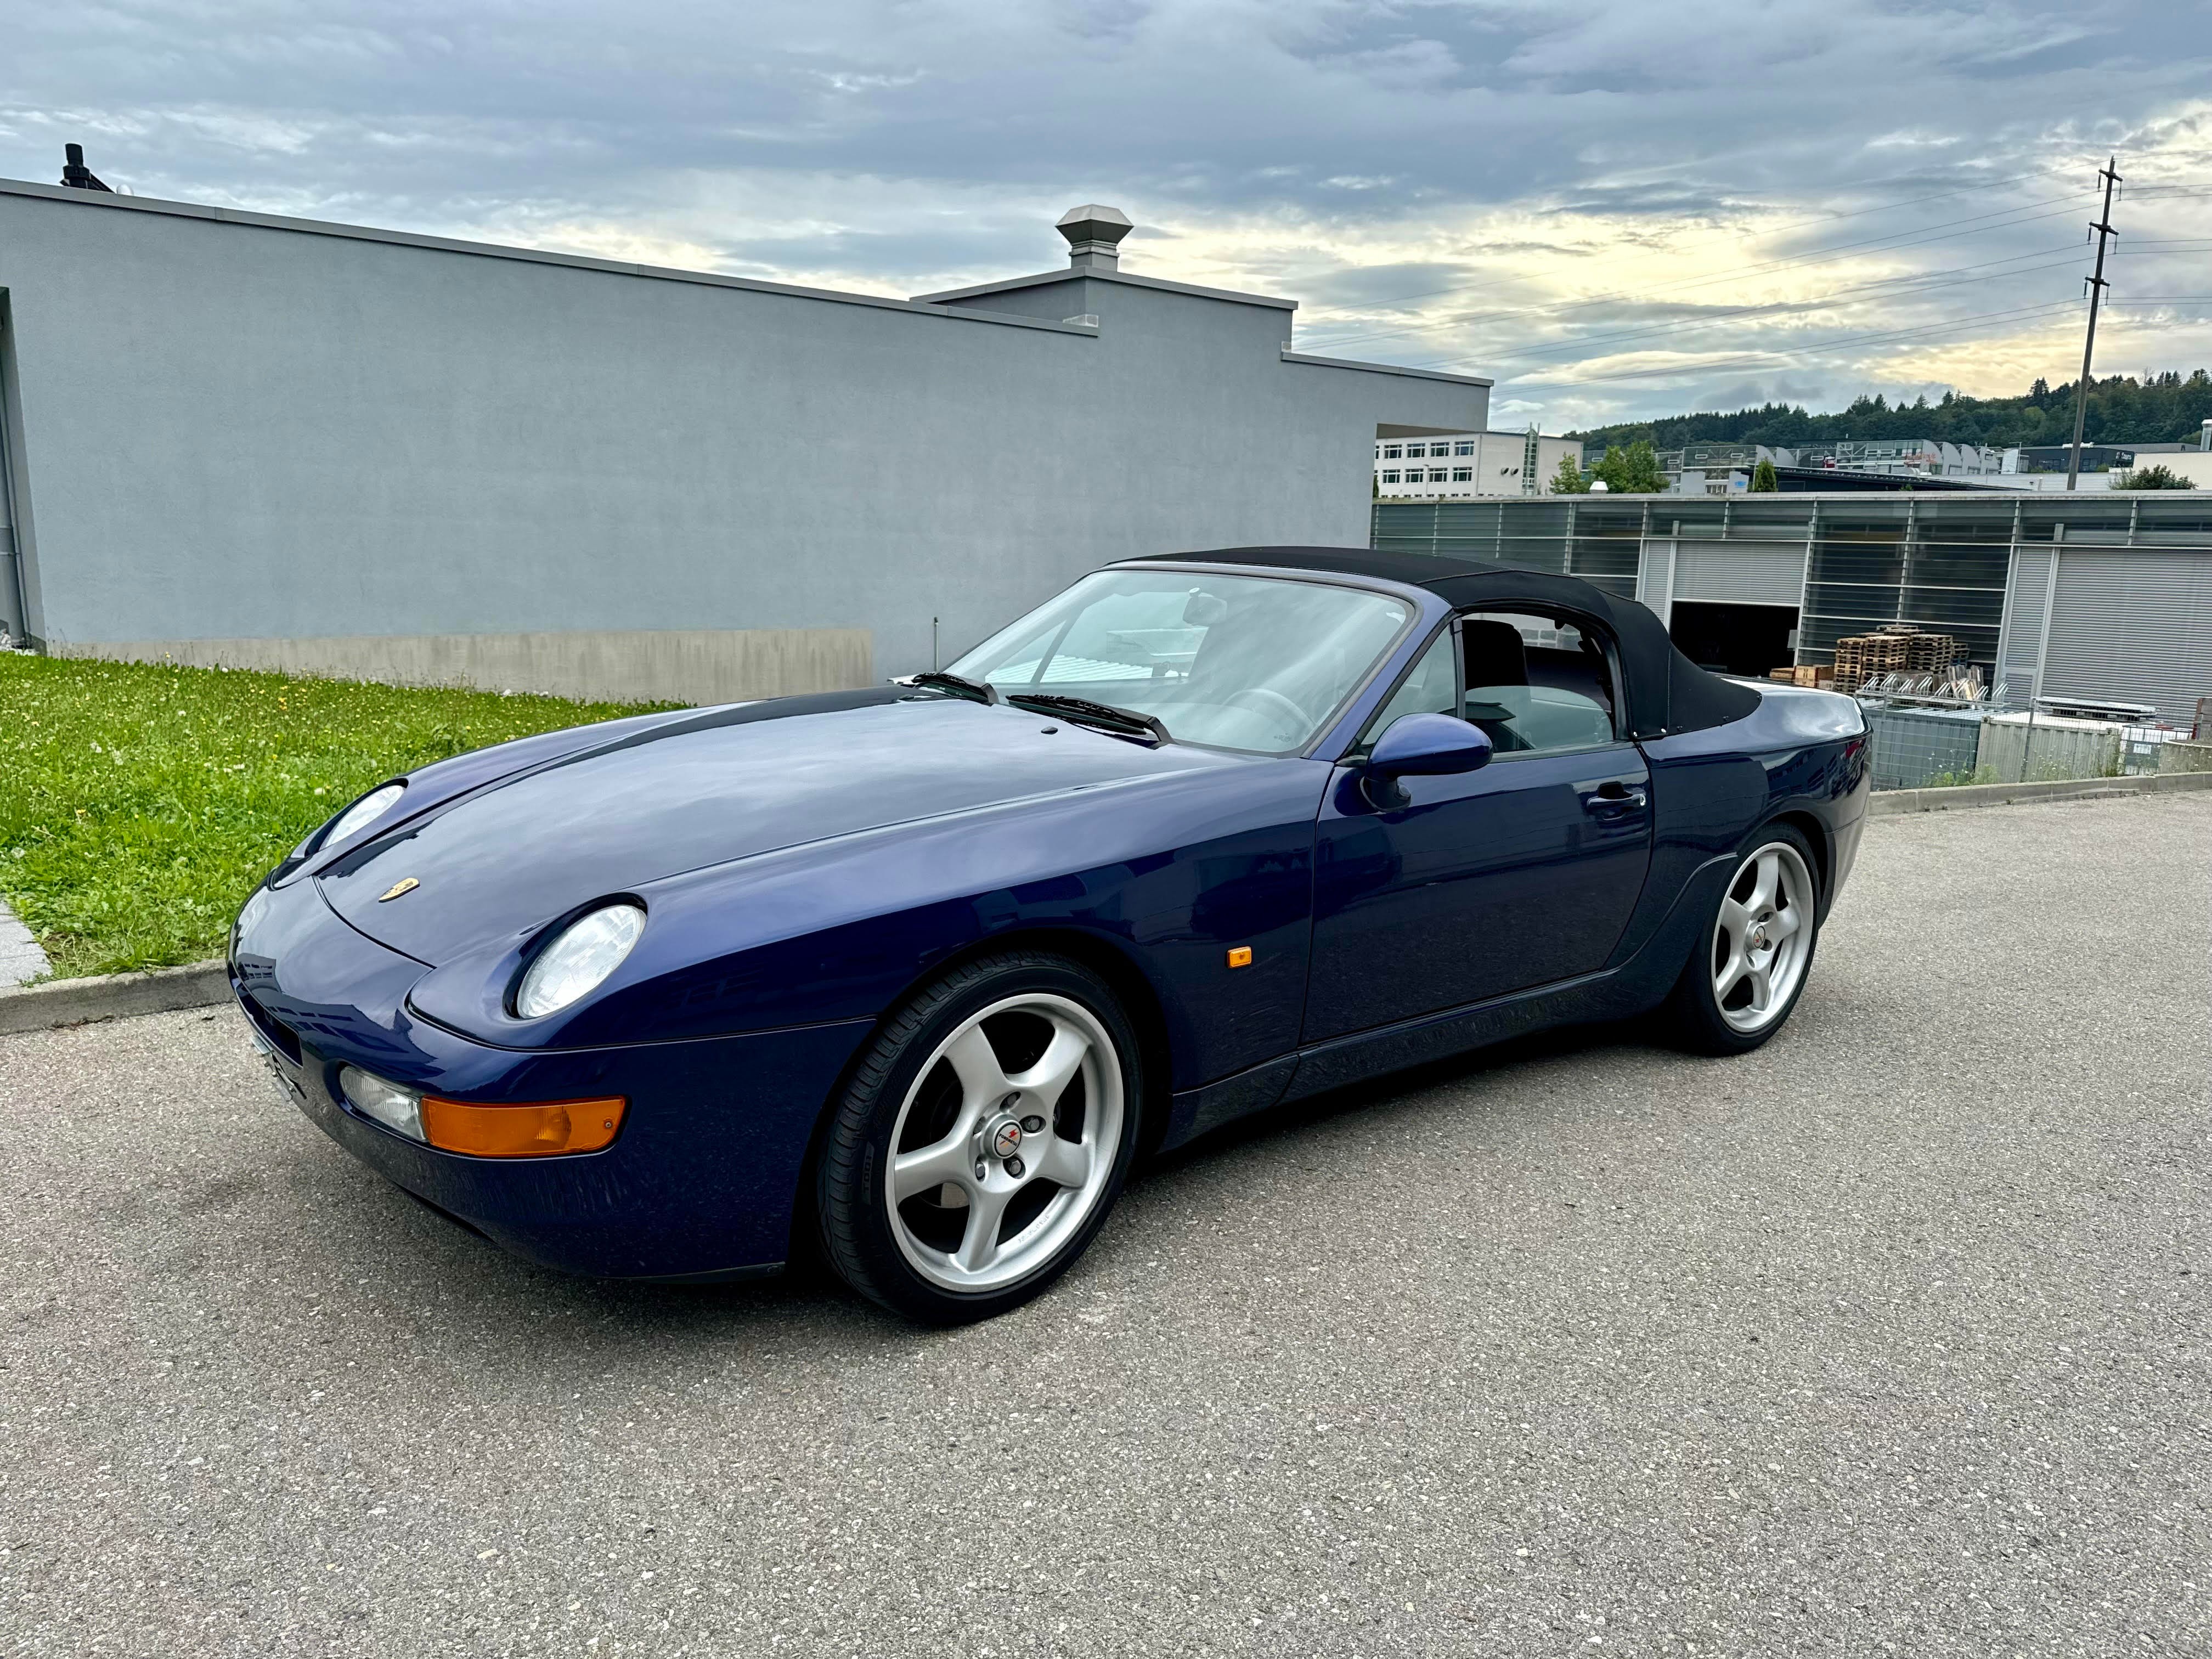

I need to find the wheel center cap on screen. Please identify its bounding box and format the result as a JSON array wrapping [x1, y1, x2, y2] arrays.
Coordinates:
[[988, 1117, 1024, 1160]]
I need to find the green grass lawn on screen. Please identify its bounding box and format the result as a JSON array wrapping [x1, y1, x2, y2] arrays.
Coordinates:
[[0, 654, 676, 979]]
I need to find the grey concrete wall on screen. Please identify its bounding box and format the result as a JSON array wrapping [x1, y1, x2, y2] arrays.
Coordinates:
[[54, 627, 869, 704], [0, 181, 1488, 703]]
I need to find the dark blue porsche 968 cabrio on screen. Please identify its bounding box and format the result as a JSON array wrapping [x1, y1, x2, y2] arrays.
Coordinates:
[[231, 548, 1869, 1323]]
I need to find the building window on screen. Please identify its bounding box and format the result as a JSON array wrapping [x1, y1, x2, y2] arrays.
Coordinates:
[[1380, 470, 1401, 483], [1432, 444, 1453, 456], [1454, 441, 1476, 456], [1452, 467, 1473, 482], [1383, 445, 1403, 459], [1427, 468, 1448, 482]]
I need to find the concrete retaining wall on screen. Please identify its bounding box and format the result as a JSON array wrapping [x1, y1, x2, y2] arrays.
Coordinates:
[[2159, 741, 2212, 774], [58, 626, 871, 705]]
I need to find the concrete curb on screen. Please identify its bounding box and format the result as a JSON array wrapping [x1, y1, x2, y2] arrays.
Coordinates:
[[0, 960, 232, 1036], [1, 772, 2204, 1034], [1869, 769, 2212, 817]]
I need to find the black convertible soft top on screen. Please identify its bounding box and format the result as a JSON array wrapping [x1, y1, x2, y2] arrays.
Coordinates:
[[1132, 545, 1762, 741]]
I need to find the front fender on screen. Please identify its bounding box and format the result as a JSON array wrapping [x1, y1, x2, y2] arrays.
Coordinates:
[[405, 759, 1334, 1092]]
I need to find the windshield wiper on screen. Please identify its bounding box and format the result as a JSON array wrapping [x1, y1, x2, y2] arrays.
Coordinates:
[[1005, 693, 1171, 746], [894, 670, 1001, 706]]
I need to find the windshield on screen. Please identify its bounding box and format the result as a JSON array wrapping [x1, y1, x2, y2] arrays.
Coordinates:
[[949, 569, 1413, 753]]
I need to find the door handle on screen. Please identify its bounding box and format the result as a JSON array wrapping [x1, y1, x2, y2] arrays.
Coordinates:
[[1583, 785, 1647, 812]]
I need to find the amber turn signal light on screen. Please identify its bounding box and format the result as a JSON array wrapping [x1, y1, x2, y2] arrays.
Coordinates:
[[1226, 946, 1254, 968], [419, 1095, 627, 1158]]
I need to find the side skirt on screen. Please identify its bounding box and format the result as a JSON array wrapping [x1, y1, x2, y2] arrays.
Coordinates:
[[1156, 853, 1735, 1150]]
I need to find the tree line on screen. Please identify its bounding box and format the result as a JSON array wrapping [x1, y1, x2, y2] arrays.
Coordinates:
[[1566, 370, 2212, 453]]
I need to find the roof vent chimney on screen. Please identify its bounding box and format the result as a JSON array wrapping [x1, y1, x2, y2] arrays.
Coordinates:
[[1057, 204, 1133, 272], [62, 143, 113, 193]]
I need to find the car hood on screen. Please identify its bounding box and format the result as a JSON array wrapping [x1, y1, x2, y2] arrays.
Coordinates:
[[317, 690, 1240, 966]]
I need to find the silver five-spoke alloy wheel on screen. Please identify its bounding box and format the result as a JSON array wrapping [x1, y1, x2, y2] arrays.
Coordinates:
[[883, 993, 1125, 1294], [1711, 840, 1814, 1034]]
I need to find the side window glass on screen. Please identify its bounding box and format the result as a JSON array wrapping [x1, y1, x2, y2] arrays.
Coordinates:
[[1459, 611, 1618, 756], [1356, 627, 1458, 752]]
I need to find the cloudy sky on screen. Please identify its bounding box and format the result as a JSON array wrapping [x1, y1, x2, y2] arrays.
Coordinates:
[[9, 1, 2211, 430]]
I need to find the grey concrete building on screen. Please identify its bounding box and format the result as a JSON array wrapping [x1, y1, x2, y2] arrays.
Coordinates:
[[0, 189, 1488, 702]]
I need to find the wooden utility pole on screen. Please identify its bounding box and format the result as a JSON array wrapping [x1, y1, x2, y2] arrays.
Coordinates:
[[2064, 157, 2122, 490]]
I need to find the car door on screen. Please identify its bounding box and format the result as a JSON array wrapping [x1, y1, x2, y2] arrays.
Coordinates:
[[1302, 612, 1655, 1043]]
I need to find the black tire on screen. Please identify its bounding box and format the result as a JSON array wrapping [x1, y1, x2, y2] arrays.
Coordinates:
[[816, 951, 1144, 1325], [1660, 821, 1822, 1056]]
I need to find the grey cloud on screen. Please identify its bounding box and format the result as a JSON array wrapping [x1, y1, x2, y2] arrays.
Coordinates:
[[4, 0, 2210, 423]]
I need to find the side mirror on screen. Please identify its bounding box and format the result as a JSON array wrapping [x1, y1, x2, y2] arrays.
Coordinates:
[[1368, 712, 1493, 778]]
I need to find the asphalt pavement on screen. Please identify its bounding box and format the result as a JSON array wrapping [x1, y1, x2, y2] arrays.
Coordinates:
[[2, 793, 2207, 1657]]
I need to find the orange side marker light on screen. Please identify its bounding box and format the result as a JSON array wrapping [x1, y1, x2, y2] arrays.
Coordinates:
[[1226, 946, 1254, 969], [420, 1096, 627, 1158]]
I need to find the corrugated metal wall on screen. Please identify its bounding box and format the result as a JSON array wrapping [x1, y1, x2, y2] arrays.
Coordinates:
[[2042, 549, 2212, 718], [1671, 540, 1805, 606]]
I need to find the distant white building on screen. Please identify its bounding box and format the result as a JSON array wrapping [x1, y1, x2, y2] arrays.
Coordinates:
[[1374, 427, 1584, 499], [1788, 439, 2004, 477], [1996, 451, 2212, 492], [1623, 437, 2008, 496]]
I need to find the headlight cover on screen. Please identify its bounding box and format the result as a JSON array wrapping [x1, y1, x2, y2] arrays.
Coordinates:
[[324, 782, 405, 847], [515, 904, 647, 1019], [338, 1065, 424, 1140]]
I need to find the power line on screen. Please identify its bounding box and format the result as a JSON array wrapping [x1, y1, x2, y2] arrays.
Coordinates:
[[1377, 222, 2212, 383], [1302, 183, 2102, 340], [1413, 261, 2094, 376], [1269, 156, 2212, 404], [1478, 246, 2094, 366], [1373, 235, 2212, 377], [1286, 165, 2212, 357], [1302, 174, 2212, 356], [1503, 298, 2089, 390], [1300, 191, 2101, 356]]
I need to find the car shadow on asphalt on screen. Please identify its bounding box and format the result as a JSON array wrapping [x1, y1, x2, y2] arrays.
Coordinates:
[[339, 1014, 1681, 1349]]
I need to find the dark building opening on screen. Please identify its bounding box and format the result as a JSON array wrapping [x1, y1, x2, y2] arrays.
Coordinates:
[[1668, 601, 1799, 678]]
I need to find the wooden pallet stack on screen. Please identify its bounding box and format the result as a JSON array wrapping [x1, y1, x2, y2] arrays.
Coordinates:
[[1830, 624, 1960, 696]]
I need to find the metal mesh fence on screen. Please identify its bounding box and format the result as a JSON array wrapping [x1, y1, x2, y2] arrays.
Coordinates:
[[1862, 706, 1987, 789], [1863, 697, 2209, 786]]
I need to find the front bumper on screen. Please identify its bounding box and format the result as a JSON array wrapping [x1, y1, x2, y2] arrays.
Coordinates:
[[232, 878, 873, 1279]]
